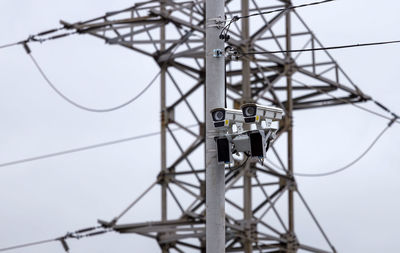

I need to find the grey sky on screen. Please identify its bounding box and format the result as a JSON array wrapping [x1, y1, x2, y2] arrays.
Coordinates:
[[0, 0, 399, 252]]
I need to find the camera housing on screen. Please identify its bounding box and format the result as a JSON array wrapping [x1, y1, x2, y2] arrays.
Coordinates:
[[240, 103, 283, 126], [215, 136, 232, 164], [230, 129, 275, 159], [210, 108, 244, 130], [211, 105, 282, 164]]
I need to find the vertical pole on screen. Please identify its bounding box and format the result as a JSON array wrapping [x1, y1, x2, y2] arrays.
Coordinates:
[[160, 1, 168, 252], [243, 164, 252, 253], [241, 0, 251, 103], [241, 0, 252, 252], [205, 0, 225, 251], [285, 6, 295, 244]]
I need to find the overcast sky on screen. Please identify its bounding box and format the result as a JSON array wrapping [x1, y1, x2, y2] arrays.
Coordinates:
[[0, 0, 399, 252]]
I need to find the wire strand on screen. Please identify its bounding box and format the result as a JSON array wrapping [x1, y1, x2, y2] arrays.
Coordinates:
[[0, 124, 198, 168], [25, 33, 183, 113], [292, 79, 400, 125], [239, 0, 335, 19], [294, 123, 392, 177], [0, 42, 23, 50], [220, 0, 333, 41], [0, 225, 109, 252], [28, 53, 161, 113], [0, 238, 57, 252], [0, 26, 72, 51], [220, 0, 332, 41], [244, 39, 400, 55]]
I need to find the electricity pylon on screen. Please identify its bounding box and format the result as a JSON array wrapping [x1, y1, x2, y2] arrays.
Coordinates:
[[61, 0, 369, 252]]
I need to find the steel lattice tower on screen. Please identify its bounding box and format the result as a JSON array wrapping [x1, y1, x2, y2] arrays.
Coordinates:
[[61, 0, 370, 252]]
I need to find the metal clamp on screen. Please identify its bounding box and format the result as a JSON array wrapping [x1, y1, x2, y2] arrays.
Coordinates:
[[213, 48, 223, 58], [207, 16, 226, 29]]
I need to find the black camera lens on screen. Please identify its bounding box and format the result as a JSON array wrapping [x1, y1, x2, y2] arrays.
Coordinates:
[[244, 106, 256, 117], [213, 110, 224, 121]]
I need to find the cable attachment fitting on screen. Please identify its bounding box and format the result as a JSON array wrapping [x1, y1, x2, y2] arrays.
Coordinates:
[[27, 34, 45, 43], [219, 16, 239, 42], [224, 46, 241, 61], [207, 16, 226, 29], [213, 48, 223, 58], [23, 43, 31, 54], [219, 33, 230, 42], [388, 114, 399, 127], [59, 238, 69, 252]]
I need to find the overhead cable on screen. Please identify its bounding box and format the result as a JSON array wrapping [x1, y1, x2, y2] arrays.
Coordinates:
[[220, 0, 334, 40], [292, 79, 400, 125], [0, 238, 57, 252], [0, 124, 199, 168], [240, 51, 400, 126], [243, 39, 400, 55], [238, 0, 334, 19], [0, 26, 75, 51], [23, 33, 183, 113], [293, 118, 397, 177], [0, 33, 192, 167], [0, 42, 22, 50], [0, 225, 110, 252], [25, 45, 161, 113]]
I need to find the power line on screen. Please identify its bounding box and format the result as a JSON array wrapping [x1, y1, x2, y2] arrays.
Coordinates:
[[0, 42, 22, 50], [0, 225, 109, 252], [0, 26, 74, 51], [0, 124, 198, 168], [244, 39, 400, 55], [0, 238, 58, 252], [27, 51, 161, 113], [238, 0, 334, 19], [1, 1, 334, 51], [23, 35, 183, 113], [0, 31, 195, 166], [263, 76, 399, 178], [287, 118, 397, 177], [292, 79, 400, 125], [220, 0, 334, 40], [3, 24, 163, 114], [242, 49, 400, 126]]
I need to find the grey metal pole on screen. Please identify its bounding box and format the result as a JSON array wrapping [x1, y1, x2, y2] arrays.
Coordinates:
[[205, 0, 225, 251]]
